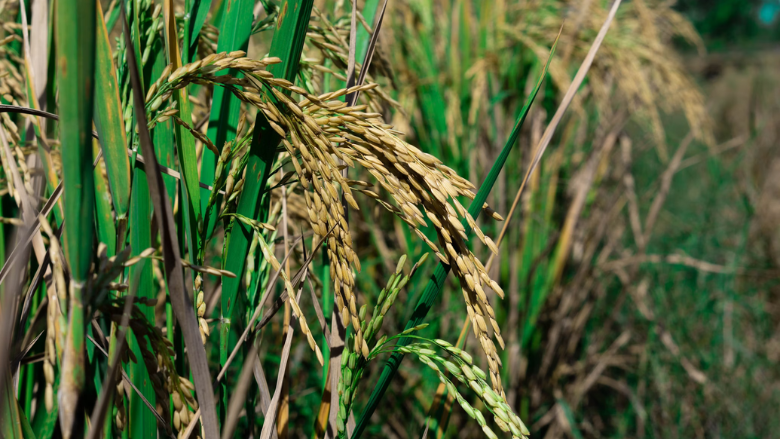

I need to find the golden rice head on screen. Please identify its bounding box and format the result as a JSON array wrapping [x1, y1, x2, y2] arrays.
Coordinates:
[[145, 54, 506, 370]]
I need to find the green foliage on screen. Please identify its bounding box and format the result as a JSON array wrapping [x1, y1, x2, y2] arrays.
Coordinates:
[[676, 0, 780, 49]]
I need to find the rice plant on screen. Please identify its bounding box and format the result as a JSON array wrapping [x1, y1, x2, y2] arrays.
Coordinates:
[[0, 0, 589, 437], [1, 0, 766, 438]]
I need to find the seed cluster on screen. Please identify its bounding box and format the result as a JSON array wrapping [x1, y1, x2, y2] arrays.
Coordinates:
[[304, 9, 401, 114], [336, 254, 427, 437], [402, 339, 530, 439], [39, 215, 67, 412], [132, 312, 199, 439], [59, 239, 202, 438], [97, 295, 201, 439], [143, 50, 508, 392], [0, 30, 26, 119]]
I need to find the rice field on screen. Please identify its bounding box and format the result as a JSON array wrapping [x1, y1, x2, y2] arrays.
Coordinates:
[[0, 0, 776, 438]]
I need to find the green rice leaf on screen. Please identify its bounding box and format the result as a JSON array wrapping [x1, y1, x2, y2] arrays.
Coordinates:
[[202, 0, 253, 238], [94, 0, 131, 223], [183, 0, 214, 63], [56, 0, 96, 436], [162, 0, 202, 264]]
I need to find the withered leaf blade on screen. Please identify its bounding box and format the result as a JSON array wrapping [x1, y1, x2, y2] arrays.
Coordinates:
[[119, 4, 219, 439]]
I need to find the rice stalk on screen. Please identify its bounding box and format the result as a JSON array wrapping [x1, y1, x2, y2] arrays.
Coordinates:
[[56, 0, 96, 436]]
